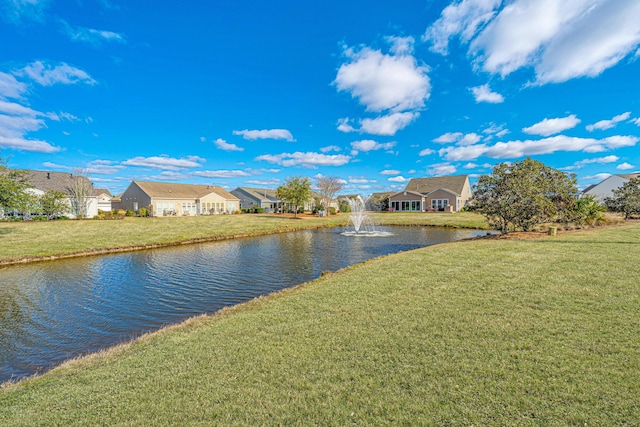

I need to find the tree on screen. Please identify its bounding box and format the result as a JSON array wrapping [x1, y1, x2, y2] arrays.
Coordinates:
[[67, 168, 94, 218], [604, 177, 640, 219], [315, 176, 343, 217], [367, 194, 389, 212], [0, 157, 29, 217], [572, 194, 606, 226], [473, 158, 578, 233], [39, 190, 69, 220], [276, 176, 311, 218]]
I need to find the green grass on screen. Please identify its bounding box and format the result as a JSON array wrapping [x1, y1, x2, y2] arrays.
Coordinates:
[[1, 222, 638, 425], [0, 212, 487, 264]]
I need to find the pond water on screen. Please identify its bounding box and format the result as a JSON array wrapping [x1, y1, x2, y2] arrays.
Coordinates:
[[0, 226, 489, 383]]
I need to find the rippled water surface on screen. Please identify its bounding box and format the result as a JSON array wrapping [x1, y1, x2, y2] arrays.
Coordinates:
[[0, 226, 488, 382]]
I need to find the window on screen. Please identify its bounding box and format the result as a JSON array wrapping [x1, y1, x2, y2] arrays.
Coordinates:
[[431, 199, 450, 210]]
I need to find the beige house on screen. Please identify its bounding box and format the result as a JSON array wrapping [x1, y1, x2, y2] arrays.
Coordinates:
[[94, 188, 113, 212], [116, 181, 240, 216], [389, 175, 472, 212]]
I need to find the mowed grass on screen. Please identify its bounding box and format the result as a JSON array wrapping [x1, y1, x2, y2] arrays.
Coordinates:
[[1, 222, 638, 425], [0, 212, 487, 263]]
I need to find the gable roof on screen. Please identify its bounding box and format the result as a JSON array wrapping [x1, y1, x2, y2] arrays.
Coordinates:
[[23, 170, 93, 196], [618, 173, 640, 180], [234, 187, 279, 201], [93, 188, 112, 197], [133, 181, 239, 200], [404, 175, 469, 196]]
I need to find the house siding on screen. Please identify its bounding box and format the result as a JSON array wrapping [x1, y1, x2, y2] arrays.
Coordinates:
[[117, 182, 153, 212]]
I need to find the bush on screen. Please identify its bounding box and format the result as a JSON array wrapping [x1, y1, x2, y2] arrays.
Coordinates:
[[32, 215, 48, 221], [254, 208, 264, 214], [329, 207, 336, 215], [125, 210, 134, 217], [138, 207, 147, 217]]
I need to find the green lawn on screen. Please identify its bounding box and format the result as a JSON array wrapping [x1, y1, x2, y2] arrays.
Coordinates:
[[0, 212, 488, 264], [1, 222, 638, 425]]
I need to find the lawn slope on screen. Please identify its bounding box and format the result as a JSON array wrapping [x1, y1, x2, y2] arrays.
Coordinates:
[[1, 223, 638, 426]]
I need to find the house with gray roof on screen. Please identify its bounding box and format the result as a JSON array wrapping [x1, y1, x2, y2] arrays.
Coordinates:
[[582, 173, 640, 202], [116, 181, 240, 216], [389, 175, 472, 212], [231, 187, 281, 212], [23, 170, 99, 218]]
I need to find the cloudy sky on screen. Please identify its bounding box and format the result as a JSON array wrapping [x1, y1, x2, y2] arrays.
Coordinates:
[[2, 0, 639, 195]]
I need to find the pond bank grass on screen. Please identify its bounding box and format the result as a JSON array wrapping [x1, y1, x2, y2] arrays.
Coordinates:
[[1, 222, 639, 425]]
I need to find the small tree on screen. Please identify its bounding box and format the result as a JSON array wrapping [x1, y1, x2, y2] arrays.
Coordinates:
[[605, 177, 640, 219], [67, 168, 94, 218], [473, 158, 578, 233], [40, 190, 69, 220], [276, 176, 311, 218], [13, 190, 39, 220], [316, 176, 343, 217], [0, 157, 29, 217], [367, 194, 389, 212], [572, 194, 606, 226]]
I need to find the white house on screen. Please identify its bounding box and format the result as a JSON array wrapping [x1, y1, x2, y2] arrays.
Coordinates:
[[582, 173, 640, 202]]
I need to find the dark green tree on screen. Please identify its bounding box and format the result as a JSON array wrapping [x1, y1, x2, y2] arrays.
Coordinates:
[[473, 158, 578, 233], [276, 176, 311, 218], [604, 177, 640, 219]]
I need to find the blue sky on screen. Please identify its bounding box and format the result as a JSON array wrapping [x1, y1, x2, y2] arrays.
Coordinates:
[[1, 0, 640, 195]]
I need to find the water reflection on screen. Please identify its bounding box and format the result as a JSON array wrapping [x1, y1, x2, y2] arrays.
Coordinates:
[[0, 226, 488, 382]]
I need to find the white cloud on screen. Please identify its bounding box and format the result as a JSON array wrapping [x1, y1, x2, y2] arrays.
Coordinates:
[[334, 41, 430, 113], [380, 169, 400, 175], [523, 114, 581, 136], [59, 20, 126, 46], [1, 0, 51, 23], [350, 139, 396, 153], [458, 133, 482, 146], [419, 148, 435, 156], [149, 171, 188, 181], [586, 112, 631, 131], [255, 152, 351, 168], [214, 138, 243, 152], [428, 0, 640, 84], [470, 84, 504, 103], [0, 100, 60, 153], [20, 61, 96, 86], [433, 132, 463, 143], [386, 35, 415, 56], [337, 118, 356, 133], [423, 0, 501, 54], [575, 155, 619, 166], [86, 160, 125, 175], [584, 173, 612, 181], [320, 145, 341, 153], [0, 72, 27, 99], [122, 155, 205, 171], [617, 162, 635, 170], [245, 179, 281, 186], [440, 135, 640, 161], [633, 117, 640, 126], [359, 112, 420, 136], [232, 128, 294, 142], [192, 170, 251, 178], [428, 163, 457, 176], [463, 163, 479, 169], [388, 176, 407, 183], [349, 177, 376, 184]]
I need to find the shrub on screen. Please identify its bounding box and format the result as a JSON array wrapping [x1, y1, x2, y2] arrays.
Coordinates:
[[138, 207, 147, 217], [329, 207, 336, 215], [125, 210, 134, 217], [254, 208, 264, 214]]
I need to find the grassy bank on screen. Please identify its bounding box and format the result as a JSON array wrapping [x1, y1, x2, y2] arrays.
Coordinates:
[[0, 212, 487, 264], [1, 223, 638, 425]]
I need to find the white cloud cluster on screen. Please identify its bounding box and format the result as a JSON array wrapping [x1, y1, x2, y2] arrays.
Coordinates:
[[1, 0, 51, 23], [470, 84, 504, 103], [0, 99, 60, 152], [214, 138, 243, 152], [428, 163, 457, 176], [419, 148, 434, 156], [616, 162, 635, 170], [523, 114, 581, 136], [350, 139, 396, 153], [122, 155, 205, 171], [388, 175, 407, 183], [440, 135, 640, 161], [19, 61, 96, 86], [586, 112, 631, 131], [380, 169, 400, 175], [192, 170, 251, 179], [433, 132, 481, 146], [255, 151, 351, 168], [233, 128, 294, 142], [60, 20, 126, 46], [335, 37, 430, 136], [425, 0, 640, 84], [320, 145, 341, 153]]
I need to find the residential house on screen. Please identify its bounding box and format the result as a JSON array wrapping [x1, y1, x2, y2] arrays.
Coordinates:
[[117, 181, 240, 216], [23, 170, 98, 218], [389, 175, 472, 212], [231, 187, 281, 212], [582, 173, 640, 202], [94, 188, 113, 212]]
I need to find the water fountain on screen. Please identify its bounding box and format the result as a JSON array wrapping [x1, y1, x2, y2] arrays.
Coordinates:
[[341, 196, 393, 237]]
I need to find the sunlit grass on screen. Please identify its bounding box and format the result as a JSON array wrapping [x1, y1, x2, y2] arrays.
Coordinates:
[[1, 222, 638, 425], [0, 212, 487, 263]]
